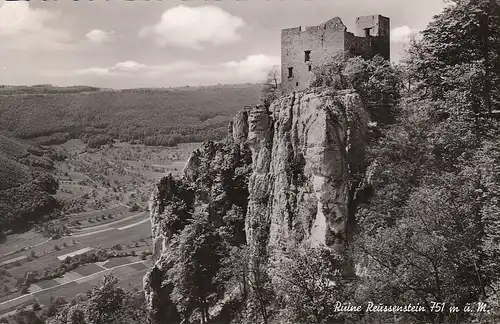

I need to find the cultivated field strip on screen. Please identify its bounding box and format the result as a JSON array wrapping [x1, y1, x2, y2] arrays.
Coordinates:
[[0, 260, 149, 317]]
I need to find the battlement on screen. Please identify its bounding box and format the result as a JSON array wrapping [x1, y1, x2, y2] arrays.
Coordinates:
[[281, 14, 390, 94]]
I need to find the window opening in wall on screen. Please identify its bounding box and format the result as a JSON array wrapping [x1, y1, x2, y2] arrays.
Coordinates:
[[296, 82, 299, 86], [288, 67, 293, 78], [364, 27, 371, 37], [308, 65, 312, 71], [304, 50, 311, 62]]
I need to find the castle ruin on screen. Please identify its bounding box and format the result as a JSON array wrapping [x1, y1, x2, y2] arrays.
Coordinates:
[[281, 14, 390, 94]]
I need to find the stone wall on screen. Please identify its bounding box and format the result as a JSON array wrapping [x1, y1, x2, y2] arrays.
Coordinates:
[[281, 18, 347, 94], [355, 15, 391, 60], [281, 14, 390, 95]]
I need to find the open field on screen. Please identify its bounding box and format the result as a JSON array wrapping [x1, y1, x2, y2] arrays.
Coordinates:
[[0, 139, 197, 317], [0, 259, 151, 318], [53, 139, 199, 218], [0, 217, 152, 315]]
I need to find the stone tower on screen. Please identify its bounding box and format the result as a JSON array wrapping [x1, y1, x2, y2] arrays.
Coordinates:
[[280, 14, 390, 94]]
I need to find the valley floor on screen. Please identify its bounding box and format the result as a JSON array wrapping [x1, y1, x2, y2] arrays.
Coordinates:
[[0, 140, 200, 318]]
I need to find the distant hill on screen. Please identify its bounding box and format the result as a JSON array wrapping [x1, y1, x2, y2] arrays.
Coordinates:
[[0, 130, 60, 234], [0, 84, 102, 95], [0, 84, 262, 146]]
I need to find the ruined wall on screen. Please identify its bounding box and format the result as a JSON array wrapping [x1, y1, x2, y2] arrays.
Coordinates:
[[355, 15, 391, 60], [281, 18, 347, 94], [345, 32, 373, 58], [281, 14, 390, 95]]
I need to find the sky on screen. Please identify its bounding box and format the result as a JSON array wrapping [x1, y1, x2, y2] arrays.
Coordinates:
[[0, 0, 448, 89]]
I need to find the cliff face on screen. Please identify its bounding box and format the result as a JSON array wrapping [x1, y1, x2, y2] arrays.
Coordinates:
[[144, 88, 373, 321], [245, 88, 371, 257]]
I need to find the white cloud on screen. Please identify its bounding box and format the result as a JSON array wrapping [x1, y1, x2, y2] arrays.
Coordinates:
[[77, 61, 148, 76], [74, 54, 280, 85], [85, 29, 114, 43], [75, 67, 112, 76], [0, 2, 72, 51], [390, 25, 419, 44], [139, 5, 244, 50], [223, 54, 280, 80], [111, 61, 148, 72]]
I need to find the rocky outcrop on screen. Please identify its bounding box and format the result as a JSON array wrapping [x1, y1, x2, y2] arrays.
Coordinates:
[[144, 139, 253, 323], [230, 109, 250, 144], [245, 88, 371, 259], [144, 87, 375, 321]]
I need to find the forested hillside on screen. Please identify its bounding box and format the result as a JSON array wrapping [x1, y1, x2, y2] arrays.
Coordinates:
[[0, 130, 61, 236], [352, 2, 500, 323], [0, 84, 261, 146]]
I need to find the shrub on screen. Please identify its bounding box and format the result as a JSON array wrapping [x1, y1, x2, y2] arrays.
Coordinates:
[[32, 303, 41, 312], [129, 203, 140, 212], [309, 53, 401, 119], [44, 304, 57, 317], [140, 251, 151, 260]]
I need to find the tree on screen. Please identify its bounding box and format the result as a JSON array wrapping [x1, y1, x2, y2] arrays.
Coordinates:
[[351, 94, 500, 323], [49, 275, 148, 324], [273, 245, 351, 324], [86, 275, 126, 324], [260, 66, 281, 108], [309, 53, 402, 122], [244, 253, 274, 324], [405, 0, 500, 114], [167, 212, 226, 323], [309, 52, 349, 89]]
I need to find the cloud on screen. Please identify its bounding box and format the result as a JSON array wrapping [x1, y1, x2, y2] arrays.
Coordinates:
[[390, 25, 419, 44], [74, 54, 280, 85], [77, 61, 148, 76], [76, 60, 190, 76], [222, 54, 280, 80], [139, 5, 244, 50], [0, 2, 73, 51], [75, 67, 112, 76], [85, 29, 114, 43]]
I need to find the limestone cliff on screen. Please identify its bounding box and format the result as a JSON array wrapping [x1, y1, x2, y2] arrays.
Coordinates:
[[245, 88, 372, 260], [144, 88, 375, 322]]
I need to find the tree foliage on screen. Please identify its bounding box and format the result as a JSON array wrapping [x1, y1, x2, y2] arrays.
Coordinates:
[[0, 85, 262, 147], [167, 212, 226, 323], [405, 0, 500, 114], [350, 2, 500, 322], [309, 53, 402, 123], [273, 245, 352, 324], [48, 275, 148, 324]]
